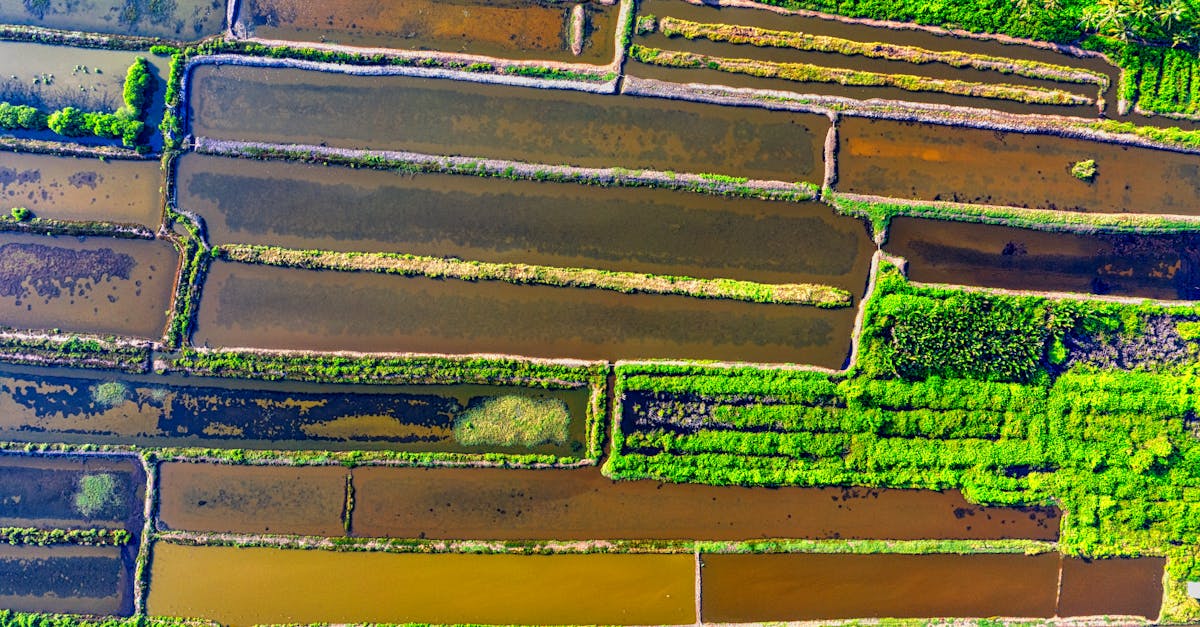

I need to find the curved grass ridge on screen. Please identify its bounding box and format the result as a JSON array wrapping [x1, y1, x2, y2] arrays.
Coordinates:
[[828, 192, 1200, 240], [216, 244, 854, 308], [629, 45, 1092, 106]]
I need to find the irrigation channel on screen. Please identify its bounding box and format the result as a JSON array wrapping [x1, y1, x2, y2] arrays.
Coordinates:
[[4, 0, 1200, 623]]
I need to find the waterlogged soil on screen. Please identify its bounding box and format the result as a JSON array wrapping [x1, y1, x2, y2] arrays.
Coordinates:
[[237, 0, 619, 64], [700, 552, 1061, 621], [178, 153, 873, 288], [886, 217, 1200, 299], [157, 463, 348, 536], [0, 233, 176, 338], [0, 544, 129, 616], [0, 42, 170, 138], [1057, 556, 1165, 619], [0, 454, 142, 529], [0, 363, 588, 455], [0, 0, 224, 39], [147, 543, 695, 627], [0, 151, 161, 226], [188, 64, 828, 182], [632, 0, 1106, 116], [196, 260, 857, 366], [839, 117, 1200, 215], [350, 466, 1058, 540]]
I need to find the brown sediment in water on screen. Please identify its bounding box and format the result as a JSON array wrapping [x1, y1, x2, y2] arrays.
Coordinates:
[[0, 151, 161, 227]]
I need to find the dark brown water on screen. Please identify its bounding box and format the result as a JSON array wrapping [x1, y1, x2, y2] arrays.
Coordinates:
[[0, 0, 224, 39], [188, 64, 829, 182], [352, 466, 1058, 540], [886, 217, 1200, 299], [0, 544, 131, 616], [839, 117, 1200, 215], [237, 0, 619, 64], [157, 462, 348, 536], [148, 543, 695, 627], [0, 233, 177, 339], [1057, 556, 1165, 619], [0, 453, 143, 531], [700, 552, 1061, 621], [178, 153, 874, 288], [0, 362, 589, 456], [0, 151, 161, 227], [195, 260, 857, 366]]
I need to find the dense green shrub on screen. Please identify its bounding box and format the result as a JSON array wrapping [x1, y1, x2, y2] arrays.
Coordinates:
[[120, 56, 155, 118]]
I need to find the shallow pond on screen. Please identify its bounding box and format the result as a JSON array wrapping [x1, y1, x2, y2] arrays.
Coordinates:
[[0, 0, 225, 39], [0, 453, 143, 530], [0, 544, 131, 616], [0, 150, 161, 226]]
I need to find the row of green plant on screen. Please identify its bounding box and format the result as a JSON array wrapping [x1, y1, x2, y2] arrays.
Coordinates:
[[0, 611, 213, 627], [0, 332, 150, 373], [1087, 36, 1200, 116], [215, 244, 851, 308], [607, 263, 1200, 622], [650, 16, 1107, 88], [152, 447, 572, 468], [0, 527, 131, 546], [209, 144, 819, 202], [0, 208, 155, 238], [162, 204, 210, 349], [629, 45, 1091, 106], [828, 192, 1200, 239], [0, 58, 156, 149]]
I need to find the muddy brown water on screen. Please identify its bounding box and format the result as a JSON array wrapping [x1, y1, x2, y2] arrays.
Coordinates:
[[237, 0, 619, 64], [839, 117, 1200, 215], [0, 151, 161, 226], [701, 552, 1062, 621], [886, 217, 1200, 299], [178, 153, 874, 288], [0, 233, 177, 338], [0, 362, 589, 456], [351, 465, 1058, 540], [147, 543, 696, 627], [0, 0, 224, 39], [157, 462, 348, 536], [195, 260, 857, 366], [0, 453, 143, 530], [188, 64, 828, 182], [1057, 556, 1165, 619], [0, 544, 131, 616]]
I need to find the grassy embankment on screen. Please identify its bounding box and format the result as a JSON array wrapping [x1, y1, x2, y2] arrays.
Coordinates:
[[607, 262, 1200, 622], [215, 244, 851, 308], [0, 612, 212, 627], [651, 16, 1108, 92], [828, 192, 1200, 239], [0, 528, 131, 546], [0, 332, 150, 372], [1085, 36, 1200, 117], [629, 44, 1092, 106], [0, 56, 156, 149]]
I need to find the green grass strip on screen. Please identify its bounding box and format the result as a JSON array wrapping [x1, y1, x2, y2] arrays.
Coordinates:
[[828, 192, 1200, 237], [695, 538, 1057, 555], [216, 244, 853, 308], [629, 44, 1092, 106], [0, 527, 132, 546], [655, 16, 1107, 88]]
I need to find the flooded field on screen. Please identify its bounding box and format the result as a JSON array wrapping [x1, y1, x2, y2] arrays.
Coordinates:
[[0, 363, 588, 455], [701, 552, 1061, 621], [839, 117, 1200, 214], [178, 153, 873, 287], [188, 64, 828, 182], [630, 0, 1107, 117], [236, 0, 619, 64], [0, 233, 176, 338], [1057, 556, 1165, 619], [0, 544, 130, 616], [158, 463, 347, 536], [196, 260, 856, 366], [147, 543, 695, 626], [0, 151, 161, 226], [0, 0, 224, 39], [351, 466, 1057, 540], [0, 454, 143, 530], [886, 217, 1200, 299], [0, 41, 170, 118]]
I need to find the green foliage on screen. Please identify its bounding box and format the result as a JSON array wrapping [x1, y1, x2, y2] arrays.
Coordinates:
[[1092, 37, 1200, 116], [73, 474, 120, 518], [8, 208, 31, 222], [1071, 159, 1098, 180], [0, 103, 47, 131], [90, 381, 128, 408], [46, 107, 88, 136], [453, 396, 571, 447], [121, 57, 155, 119], [0, 527, 131, 546], [0, 611, 208, 627], [1177, 320, 1200, 340]]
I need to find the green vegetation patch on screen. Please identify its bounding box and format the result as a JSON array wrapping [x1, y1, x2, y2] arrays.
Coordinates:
[[1070, 158, 1098, 180], [1088, 37, 1200, 117], [73, 473, 121, 518], [89, 381, 129, 408], [453, 395, 571, 447]]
